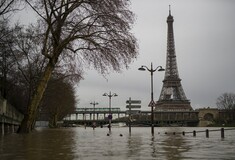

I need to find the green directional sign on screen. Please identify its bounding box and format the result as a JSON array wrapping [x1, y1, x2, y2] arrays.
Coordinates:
[[126, 105, 141, 108], [126, 100, 141, 104]]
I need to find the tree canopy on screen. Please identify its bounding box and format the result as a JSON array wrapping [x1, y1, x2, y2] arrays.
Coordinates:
[[25, 0, 138, 74]]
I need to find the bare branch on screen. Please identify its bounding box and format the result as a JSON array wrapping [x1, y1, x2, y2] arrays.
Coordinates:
[[0, 0, 15, 15]]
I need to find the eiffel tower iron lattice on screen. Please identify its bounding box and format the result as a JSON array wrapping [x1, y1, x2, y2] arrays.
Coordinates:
[[156, 7, 193, 111]]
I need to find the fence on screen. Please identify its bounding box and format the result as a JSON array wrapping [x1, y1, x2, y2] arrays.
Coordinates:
[[162, 128, 235, 139]]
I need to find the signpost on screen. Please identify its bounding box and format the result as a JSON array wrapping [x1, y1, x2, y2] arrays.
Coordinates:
[[126, 100, 141, 104], [126, 98, 141, 134], [126, 105, 141, 108]]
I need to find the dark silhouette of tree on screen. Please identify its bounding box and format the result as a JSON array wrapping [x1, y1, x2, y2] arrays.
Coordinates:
[[0, 20, 15, 99], [40, 78, 76, 128], [0, 0, 21, 98], [216, 93, 235, 124], [9, 25, 81, 116], [2, 24, 45, 113], [216, 93, 235, 110], [18, 0, 138, 133]]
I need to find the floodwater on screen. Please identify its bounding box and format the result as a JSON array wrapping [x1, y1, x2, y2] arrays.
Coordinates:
[[0, 127, 235, 160]]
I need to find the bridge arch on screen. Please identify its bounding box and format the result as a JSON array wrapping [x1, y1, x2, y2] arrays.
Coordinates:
[[203, 113, 214, 121], [198, 108, 219, 127]]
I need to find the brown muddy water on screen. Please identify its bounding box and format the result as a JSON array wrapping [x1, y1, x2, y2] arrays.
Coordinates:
[[0, 127, 235, 160]]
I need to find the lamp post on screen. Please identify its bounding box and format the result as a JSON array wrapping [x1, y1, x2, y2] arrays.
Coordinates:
[[103, 91, 118, 132], [138, 62, 165, 135], [90, 101, 99, 120]]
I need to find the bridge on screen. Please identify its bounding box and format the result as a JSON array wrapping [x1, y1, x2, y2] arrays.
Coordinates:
[[0, 97, 24, 135], [197, 107, 235, 126], [64, 107, 199, 127]]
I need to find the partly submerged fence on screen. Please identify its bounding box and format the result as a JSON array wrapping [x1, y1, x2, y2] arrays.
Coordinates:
[[162, 128, 235, 138]]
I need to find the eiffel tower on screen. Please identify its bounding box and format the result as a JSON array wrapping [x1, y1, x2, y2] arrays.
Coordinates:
[[156, 7, 193, 111]]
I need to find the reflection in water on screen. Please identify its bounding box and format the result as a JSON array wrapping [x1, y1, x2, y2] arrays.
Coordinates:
[[127, 133, 142, 159], [0, 128, 76, 160], [161, 129, 190, 160], [150, 136, 157, 158], [0, 127, 235, 160]]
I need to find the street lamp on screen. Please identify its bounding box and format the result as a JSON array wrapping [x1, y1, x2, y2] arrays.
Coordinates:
[[103, 91, 118, 132], [138, 62, 165, 135], [90, 101, 99, 120]]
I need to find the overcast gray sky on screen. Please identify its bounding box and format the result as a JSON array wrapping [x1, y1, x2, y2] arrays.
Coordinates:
[[15, 0, 235, 111], [76, 0, 235, 111]]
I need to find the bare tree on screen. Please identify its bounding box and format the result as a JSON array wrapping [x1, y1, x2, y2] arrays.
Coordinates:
[[18, 0, 138, 133], [9, 25, 81, 113], [0, 0, 21, 98], [216, 93, 235, 110], [0, 0, 16, 16], [0, 20, 15, 99], [40, 78, 76, 128], [6, 26, 46, 113], [0, 0, 21, 21]]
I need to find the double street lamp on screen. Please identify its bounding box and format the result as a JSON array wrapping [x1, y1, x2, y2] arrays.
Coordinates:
[[138, 63, 165, 135], [103, 91, 118, 132]]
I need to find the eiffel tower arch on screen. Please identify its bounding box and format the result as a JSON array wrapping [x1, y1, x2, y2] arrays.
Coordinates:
[[156, 8, 193, 111]]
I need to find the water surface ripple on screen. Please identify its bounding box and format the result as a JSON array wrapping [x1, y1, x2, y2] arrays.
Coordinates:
[[0, 127, 235, 160]]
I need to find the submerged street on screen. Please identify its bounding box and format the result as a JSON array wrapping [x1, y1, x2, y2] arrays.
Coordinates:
[[1, 127, 235, 160]]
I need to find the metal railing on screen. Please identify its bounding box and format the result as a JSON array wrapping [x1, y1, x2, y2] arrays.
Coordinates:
[[75, 107, 121, 112]]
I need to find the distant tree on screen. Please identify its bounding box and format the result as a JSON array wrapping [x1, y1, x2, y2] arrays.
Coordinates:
[[5, 26, 46, 113], [0, 0, 21, 99], [216, 93, 235, 110], [0, 20, 15, 99], [40, 78, 76, 128], [18, 0, 138, 133]]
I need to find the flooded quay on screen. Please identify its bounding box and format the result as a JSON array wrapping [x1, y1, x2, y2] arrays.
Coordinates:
[[1, 127, 235, 160]]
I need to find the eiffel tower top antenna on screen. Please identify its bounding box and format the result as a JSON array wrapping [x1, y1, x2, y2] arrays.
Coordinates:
[[169, 5, 171, 15]]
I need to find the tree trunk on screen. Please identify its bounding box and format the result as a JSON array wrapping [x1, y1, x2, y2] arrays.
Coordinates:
[[49, 114, 58, 128], [18, 62, 54, 133]]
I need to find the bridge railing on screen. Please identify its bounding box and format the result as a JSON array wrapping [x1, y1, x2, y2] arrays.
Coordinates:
[[75, 107, 121, 112]]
